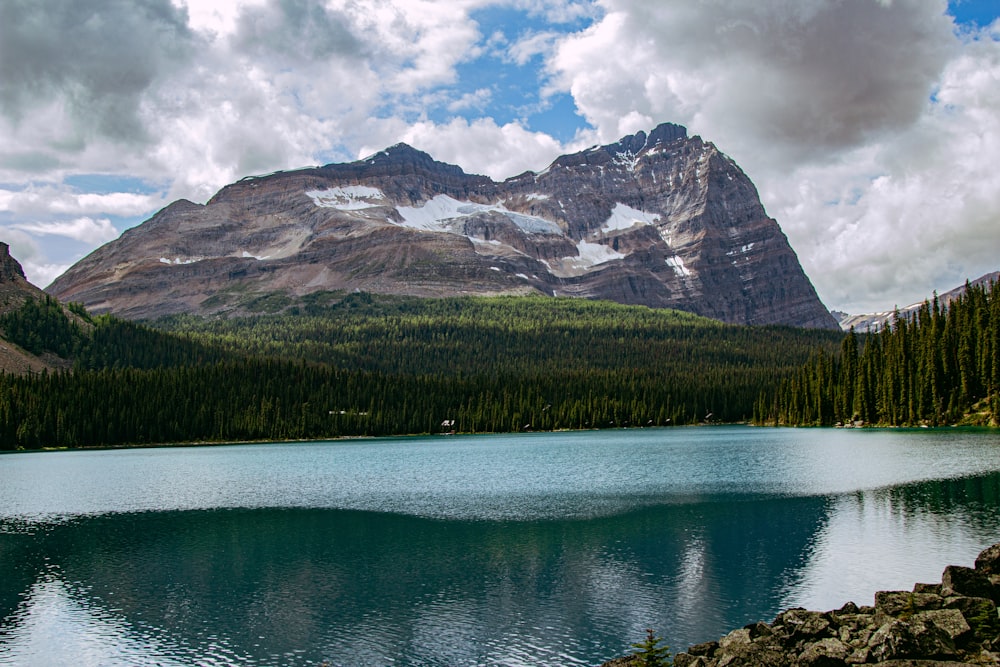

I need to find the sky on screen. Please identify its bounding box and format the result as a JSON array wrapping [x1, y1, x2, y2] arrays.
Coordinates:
[[0, 0, 998, 315]]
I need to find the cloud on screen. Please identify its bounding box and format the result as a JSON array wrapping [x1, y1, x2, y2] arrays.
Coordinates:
[[11, 217, 120, 244], [0, 228, 70, 288], [770, 29, 1000, 312], [0, 0, 195, 147], [507, 30, 562, 66], [362, 117, 568, 181], [549, 0, 956, 162], [448, 88, 494, 113], [231, 0, 363, 63], [0, 187, 164, 218]]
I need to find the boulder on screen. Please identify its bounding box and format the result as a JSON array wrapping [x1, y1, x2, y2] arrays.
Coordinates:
[[941, 565, 996, 600]]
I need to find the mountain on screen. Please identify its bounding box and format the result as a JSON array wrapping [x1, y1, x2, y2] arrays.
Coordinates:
[[835, 270, 1000, 331], [47, 123, 838, 329]]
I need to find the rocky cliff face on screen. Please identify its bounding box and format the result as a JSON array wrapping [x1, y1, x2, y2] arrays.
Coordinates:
[[47, 123, 839, 328], [0, 242, 47, 313]]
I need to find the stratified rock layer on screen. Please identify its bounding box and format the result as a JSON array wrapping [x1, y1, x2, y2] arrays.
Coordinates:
[[47, 123, 838, 328]]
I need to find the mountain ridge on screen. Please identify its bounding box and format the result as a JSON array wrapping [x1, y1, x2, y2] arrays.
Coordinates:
[[47, 123, 839, 329], [835, 270, 1000, 331]]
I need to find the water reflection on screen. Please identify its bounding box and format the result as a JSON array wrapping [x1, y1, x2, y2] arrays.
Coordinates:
[[1, 462, 999, 665], [785, 473, 1000, 612], [2, 493, 828, 666]]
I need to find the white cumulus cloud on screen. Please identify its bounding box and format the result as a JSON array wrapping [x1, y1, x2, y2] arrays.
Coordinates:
[[11, 217, 120, 244]]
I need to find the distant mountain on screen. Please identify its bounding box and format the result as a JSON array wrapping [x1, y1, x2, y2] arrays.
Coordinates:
[[836, 271, 1000, 332], [47, 123, 838, 329]]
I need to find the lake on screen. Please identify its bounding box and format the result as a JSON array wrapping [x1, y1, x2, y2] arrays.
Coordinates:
[[1, 426, 999, 666]]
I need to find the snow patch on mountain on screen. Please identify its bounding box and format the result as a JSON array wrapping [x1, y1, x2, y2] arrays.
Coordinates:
[[602, 203, 661, 233], [666, 256, 692, 277], [571, 241, 626, 269], [396, 195, 563, 235], [307, 186, 386, 210]]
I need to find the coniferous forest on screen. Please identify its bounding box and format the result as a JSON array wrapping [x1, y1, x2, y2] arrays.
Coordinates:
[[0, 293, 842, 449], [755, 281, 1000, 427], [3, 282, 998, 451]]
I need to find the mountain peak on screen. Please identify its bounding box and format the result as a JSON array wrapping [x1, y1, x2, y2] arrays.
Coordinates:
[[604, 122, 688, 157], [363, 143, 429, 163], [343, 142, 477, 183]]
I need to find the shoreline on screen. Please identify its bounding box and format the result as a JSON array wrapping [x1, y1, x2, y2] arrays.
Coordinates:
[[603, 543, 1000, 666], [2, 422, 998, 455]]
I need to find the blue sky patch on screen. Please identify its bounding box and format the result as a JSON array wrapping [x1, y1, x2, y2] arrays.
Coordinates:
[[948, 0, 1000, 28]]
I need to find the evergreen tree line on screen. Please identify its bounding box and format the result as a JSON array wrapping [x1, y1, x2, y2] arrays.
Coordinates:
[[0, 359, 803, 449], [153, 293, 840, 377], [0, 295, 88, 358], [755, 281, 1000, 426], [0, 293, 844, 449]]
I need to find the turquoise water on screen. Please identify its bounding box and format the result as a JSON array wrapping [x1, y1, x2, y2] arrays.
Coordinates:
[[1, 426, 999, 666]]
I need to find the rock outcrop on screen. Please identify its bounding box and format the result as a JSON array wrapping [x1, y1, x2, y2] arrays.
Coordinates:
[[0, 242, 69, 373], [0, 241, 47, 314], [47, 123, 839, 329], [606, 543, 1000, 666]]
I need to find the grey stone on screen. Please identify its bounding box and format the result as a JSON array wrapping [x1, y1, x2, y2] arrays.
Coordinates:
[[686, 641, 719, 657], [912, 608, 971, 641], [718, 628, 751, 649], [868, 619, 957, 662], [942, 565, 996, 599], [875, 591, 944, 626], [798, 637, 850, 666], [976, 544, 1000, 575]]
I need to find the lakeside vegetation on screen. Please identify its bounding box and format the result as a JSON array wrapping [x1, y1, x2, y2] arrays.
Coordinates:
[[0, 293, 841, 449], [755, 281, 1000, 427]]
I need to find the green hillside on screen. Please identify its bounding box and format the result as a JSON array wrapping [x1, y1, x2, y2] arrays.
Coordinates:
[[0, 293, 843, 449]]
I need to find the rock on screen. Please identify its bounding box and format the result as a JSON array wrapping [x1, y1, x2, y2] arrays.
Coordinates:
[[867, 619, 957, 661], [913, 583, 943, 595], [943, 594, 996, 619], [911, 609, 971, 641], [942, 565, 996, 600], [875, 591, 944, 626], [0, 242, 26, 283], [46, 124, 840, 329], [673, 655, 708, 667], [976, 544, 1000, 576], [798, 637, 850, 666], [718, 628, 752, 649], [774, 608, 832, 640], [686, 641, 719, 657]]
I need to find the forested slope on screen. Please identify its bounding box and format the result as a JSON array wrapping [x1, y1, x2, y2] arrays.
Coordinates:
[[0, 293, 843, 449], [756, 281, 1000, 427]]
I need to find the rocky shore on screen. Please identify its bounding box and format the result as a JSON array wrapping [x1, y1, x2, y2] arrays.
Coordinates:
[[603, 543, 1000, 666]]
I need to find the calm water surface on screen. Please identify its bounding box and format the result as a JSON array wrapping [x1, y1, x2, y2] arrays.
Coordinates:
[[1, 426, 999, 666]]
